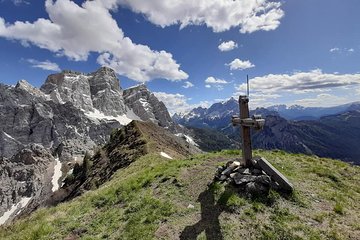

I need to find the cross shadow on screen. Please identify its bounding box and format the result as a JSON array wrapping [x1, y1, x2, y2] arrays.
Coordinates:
[[180, 183, 231, 240]]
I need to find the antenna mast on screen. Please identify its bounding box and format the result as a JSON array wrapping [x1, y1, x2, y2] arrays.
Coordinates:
[[246, 74, 249, 97]]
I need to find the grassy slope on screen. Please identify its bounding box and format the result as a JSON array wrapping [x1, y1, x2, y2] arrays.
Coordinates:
[[1, 149, 359, 239]]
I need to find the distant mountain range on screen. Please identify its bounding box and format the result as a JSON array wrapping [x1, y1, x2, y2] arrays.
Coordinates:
[[174, 98, 360, 164], [267, 102, 360, 120]]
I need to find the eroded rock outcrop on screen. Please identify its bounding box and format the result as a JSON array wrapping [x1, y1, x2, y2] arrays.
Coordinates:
[[123, 84, 177, 131], [0, 144, 55, 225]]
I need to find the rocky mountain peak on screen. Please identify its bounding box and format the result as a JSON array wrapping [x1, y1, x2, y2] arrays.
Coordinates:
[[89, 66, 120, 93], [123, 84, 176, 130], [40, 71, 94, 111], [15, 80, 47, 99]]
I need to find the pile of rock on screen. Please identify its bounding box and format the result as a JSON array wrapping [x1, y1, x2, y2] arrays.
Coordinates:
[[215, 160, 279, 195]]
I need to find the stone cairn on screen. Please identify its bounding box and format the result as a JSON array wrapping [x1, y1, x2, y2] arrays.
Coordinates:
[[215, 158, 279, 195], [214, 95, 293, 195]]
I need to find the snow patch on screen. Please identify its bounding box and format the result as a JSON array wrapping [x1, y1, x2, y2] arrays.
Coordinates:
[[3, 132, 16, 141], [51, 158, 62, 192], [175, 133, 199, 147], [0, 197, 32, 225], [84, 108, 141, 125], [160, 152, 173, 159], [139, 98, 151, 111], [125, 107, 142, 121], [184, 135, 199, 147]]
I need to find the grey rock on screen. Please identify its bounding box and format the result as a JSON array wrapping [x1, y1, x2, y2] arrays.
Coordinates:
[[123, 84, 177, 131], [251, 168, 263, 175], [238, 168, 251, 175], [0, 144, 55, 225], [219, 175, 227, 181], [232, 173, 257, 185], [255, 175, 271, 185], [0, 82, 121, 161], [245, 182, 269, 195], [40, 71, 94, 112], [88, 67, 126, 116], [40, 67, 127, 116]]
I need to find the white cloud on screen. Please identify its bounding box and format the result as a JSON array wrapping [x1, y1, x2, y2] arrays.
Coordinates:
[[227, 58, 255, 70], [154, 92, 210, 114], [236, 69, 360, 94], [205, 76, 228, 84], [233, 70, 360, 109], [118, 0, 284, 33], [26, 59, 60, 71], [294, 94, 349, 108], [218, 40, 237, 52], [2, 0, 30, 6], [0, 0, 188, 82], [182, 81, 194, 88], [205, 76, 228, 90], [330, 47, 355, 54]]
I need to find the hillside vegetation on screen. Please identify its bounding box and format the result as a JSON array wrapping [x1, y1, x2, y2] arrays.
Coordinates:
[[0, 122, 359, 240]]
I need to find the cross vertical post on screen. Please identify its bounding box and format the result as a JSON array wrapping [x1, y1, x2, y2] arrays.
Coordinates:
[[239, 95, 252, 167]]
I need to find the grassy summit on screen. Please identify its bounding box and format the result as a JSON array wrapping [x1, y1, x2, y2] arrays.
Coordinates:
[[1, 121, 359, 240]]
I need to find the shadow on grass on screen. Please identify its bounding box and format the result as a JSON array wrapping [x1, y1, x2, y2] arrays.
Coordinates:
[[179, 183, 231, 240]]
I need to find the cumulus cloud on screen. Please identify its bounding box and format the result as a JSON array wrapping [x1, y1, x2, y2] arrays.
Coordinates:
[[154, 92, 210, 114], [205, 76, 228, 90], [235, 69, 360, 94], [1, 0, 30, 6], [118, 0, 284, 33], [0, 0, 188, 82], [233, 70, 360, 108], [182, 81, 194, 88], [26, 59, 60, 71], [227, 58, 255, 70], [205, 76, 228, 84], [330, 47, 355, 54], [218, 40, 237, 52], [330, 47, 340, 53], [294, 94, 349, 108]]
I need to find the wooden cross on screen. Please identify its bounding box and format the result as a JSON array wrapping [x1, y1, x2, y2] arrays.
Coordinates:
[[231, 95, 294, 192], [231, 95, 265, 167]]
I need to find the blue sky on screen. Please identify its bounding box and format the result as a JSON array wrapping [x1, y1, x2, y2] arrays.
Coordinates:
[[0, 0, 360, 113]]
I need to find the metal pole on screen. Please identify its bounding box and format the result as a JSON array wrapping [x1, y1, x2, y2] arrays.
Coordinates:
[[247, 75, 249, 97]]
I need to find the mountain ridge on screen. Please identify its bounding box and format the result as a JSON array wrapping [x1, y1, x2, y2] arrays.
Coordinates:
[[174, 97, 360, 164]]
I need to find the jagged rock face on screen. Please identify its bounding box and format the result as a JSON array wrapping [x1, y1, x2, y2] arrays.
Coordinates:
[[88, 67, 126, 116], [123, 84, 175, 130], [40, 71, 94, 112], [0, 83, 121, 161], [0, 144, 55, 225], [40, 67, 126, 116], [1, 66, 179, 161]]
